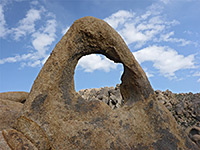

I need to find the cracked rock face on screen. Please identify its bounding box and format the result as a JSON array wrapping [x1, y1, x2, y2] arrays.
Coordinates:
[[1, 17, 199, 149]]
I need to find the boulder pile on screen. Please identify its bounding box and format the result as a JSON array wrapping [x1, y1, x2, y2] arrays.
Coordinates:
[[78, 85, 200, 147], [155, 90, 200, 129], [78, 84, 124, 109], [78, 86, 200, 129], [155, 90, 200, 147]]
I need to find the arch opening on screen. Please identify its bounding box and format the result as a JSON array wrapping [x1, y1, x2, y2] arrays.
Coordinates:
[[74, 54, 125, 109]]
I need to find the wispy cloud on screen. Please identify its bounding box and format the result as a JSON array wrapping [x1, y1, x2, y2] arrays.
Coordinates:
[[12, 7, 44, 40], [160, 0, 171, 4], [30, 1, 39, 5], [15, 0, 26, 2], [143, 68, 154, 78], [194, 72, 200, 83], [133, 45, 196, 78], [104, 6, 179, 48], [0, 53, 32, 64], [158, 31, 198, 46], [146, 72, 154, 78], [77, 54, 118, 72], [61, 26, 69, 35], [0, 0, 199, 78], [18, 18, 57, 67], [32, 19, 57, 56], [104, 10, 135, 29], [103, 4, 199, 78], [193, 71, 200, 77], [0, 2, 57, 68], [0, 4, 8, 38]]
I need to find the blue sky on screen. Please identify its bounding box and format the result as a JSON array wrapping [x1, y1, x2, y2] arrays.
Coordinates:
[[0, 0, 200, 93]]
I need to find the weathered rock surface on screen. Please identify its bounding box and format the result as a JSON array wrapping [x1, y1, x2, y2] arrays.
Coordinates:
[[78, 86, 200, 148], [0, 91, 28, 103], [0, 99, 23, 131], [155, 90, 200, 129], [0, 129, 38, 150], [1, 17, 199, 149], [0, 131, 11, 150], [78, 87, 200, 130], [187, 124, 200, 147], [78, 84, 124, 109]]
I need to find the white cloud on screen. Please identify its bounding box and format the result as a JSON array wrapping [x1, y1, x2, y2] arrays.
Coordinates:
[[12, 7, 44, 40], [61, 26, 69, 35], [0, 53, 32, 64], [184, 30, 199, 37], [1, 2, 198, 74], [0, 5, 57, 68], [31, 1, 39, 5], [0, 51, 49, 67], [0, 55, 19, 64], [15, 0, 26, 2], [119, 17, 166, 47], [133, 45, 196, 78], [143, 68, 154, 78], [0, 4, 8, 38], [32, 19, 57, 56], [120, 23, 148, 45], [18, 19, 57, 67], [77, 54, 118, 72], [104, 10, 135, 29], [193, 71, 200, 77], [27, 60, 41, 67], [104, 7, 180, 48], [146, 72, 154, 78], [197, 78, 200, 83], [159, 31, 195, 46], [42, 54, 50, 65], [160, 0, 171, 4]]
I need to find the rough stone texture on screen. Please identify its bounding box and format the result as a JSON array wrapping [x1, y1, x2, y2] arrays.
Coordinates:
[[155, 90, 200, 129], [78, 86, 200, 148], [0, 91, 29, 103], [2, 129, 38, 150], [1, 17, 199, 149], [187, 125, 200, 147], [78, 87, 200, 130], [0, 99, 23, 131], [78, 84, 124, 109], [0, 131, 11, 150]]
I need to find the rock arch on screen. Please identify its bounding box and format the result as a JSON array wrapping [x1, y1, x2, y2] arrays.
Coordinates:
[[27, 16, 154, 105], [1, 17, 198, 150], [18, 16, 154, 148]]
